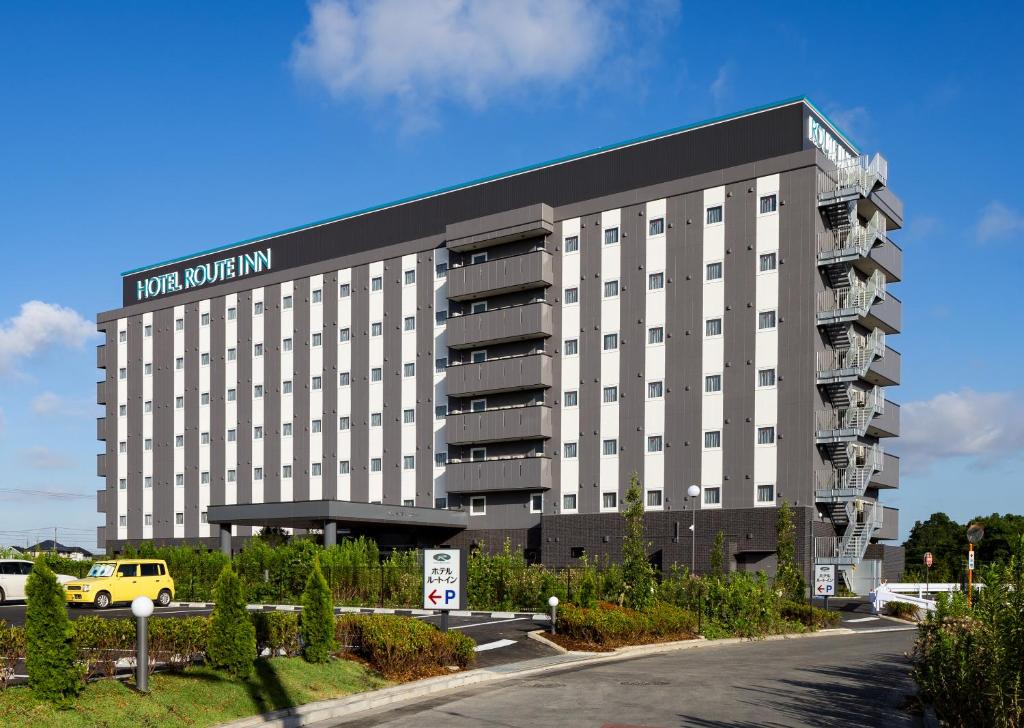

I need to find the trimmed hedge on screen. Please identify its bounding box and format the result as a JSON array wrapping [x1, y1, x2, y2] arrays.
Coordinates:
[[334, 615, 475, 679], [779, 601, 842, 629], [885, 600, 920, 621], [557, 602, 698, 647], [253, 612, 302, 657]]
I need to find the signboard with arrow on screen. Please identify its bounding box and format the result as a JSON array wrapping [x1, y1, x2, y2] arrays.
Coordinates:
[[814, 564, 836, 597], [423, 548, 465, 613]]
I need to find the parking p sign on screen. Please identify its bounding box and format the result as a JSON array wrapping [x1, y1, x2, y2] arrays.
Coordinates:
[[814, 564, 836, 597], [423, 549, 465, 611]]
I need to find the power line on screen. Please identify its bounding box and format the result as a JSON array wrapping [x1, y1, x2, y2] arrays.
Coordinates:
[[0, 488, 92, 500]]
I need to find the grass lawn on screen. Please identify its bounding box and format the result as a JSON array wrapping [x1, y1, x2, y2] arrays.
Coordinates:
[[0, 658, 389, 728]]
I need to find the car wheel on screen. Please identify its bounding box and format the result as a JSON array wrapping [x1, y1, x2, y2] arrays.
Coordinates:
[[94, 591, 111, 610], [157, 590, 172, 607], [0, 588, 5, 605]]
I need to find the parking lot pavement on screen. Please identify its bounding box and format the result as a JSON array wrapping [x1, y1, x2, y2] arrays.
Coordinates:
[[416, 614, 557, 668], [824, 596, 916, 631], [0, 601, 214, 628]]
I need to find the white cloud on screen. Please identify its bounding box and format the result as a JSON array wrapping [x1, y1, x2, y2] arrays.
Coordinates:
[[975, 201, 1024, 243], [900, 389, 1024, 473], [0, 301, 95, 375], [709, 62, 732, 107], [826, 105, 870, 144], [292, 0, 612, 129], [31, 392, 63, 416], [16, 446, 77, 471]]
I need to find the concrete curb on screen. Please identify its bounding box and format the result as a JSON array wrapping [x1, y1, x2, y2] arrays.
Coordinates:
[[525, 630, 570, 654], [167, 602, 549, 621], [215, 625, 905, 728]]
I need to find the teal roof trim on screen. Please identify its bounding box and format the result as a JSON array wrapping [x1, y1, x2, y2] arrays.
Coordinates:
[[122, 95, 855, 277]]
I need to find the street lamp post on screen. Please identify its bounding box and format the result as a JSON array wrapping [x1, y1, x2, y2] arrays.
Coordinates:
[[687, 485, 701, 574], [966, 523, 984, 608], [132, 595, 154, 693]]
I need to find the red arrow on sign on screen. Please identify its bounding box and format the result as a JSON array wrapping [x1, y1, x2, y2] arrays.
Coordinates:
[[427, 589, 441, 605], [817, 584, 826, 593]]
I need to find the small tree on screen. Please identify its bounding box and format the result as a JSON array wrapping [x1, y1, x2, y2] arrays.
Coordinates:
[[300, 556, 335, 663], [207, 565, 256, 677], [774, 500, 805, 600], [25, 560, 81, 703], [621, 472, 656, 611], [710, 531, 725, 579]]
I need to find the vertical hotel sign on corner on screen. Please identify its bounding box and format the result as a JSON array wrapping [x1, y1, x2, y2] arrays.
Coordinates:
[[807, 115, 854, 166], [134, 248, 273, 302]]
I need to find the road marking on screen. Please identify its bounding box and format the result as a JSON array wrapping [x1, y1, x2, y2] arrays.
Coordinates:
[[451, 617, 528, 630], [474, 639, 516, 652], [846, 617, 881, 623]]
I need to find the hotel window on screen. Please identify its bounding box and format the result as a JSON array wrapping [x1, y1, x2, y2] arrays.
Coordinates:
[[144, 400, 153, 413], [119, 441, 128, 453], [371, 322, 383, 337], [339, 371, 351, 386], [338, 327, 350, 343], [403, 409, 415, 424], [175, 356, 184, 370], [227, 428, 236, 442], [119, 515, 127, 527], [227, 348, 236, 361], [339, 283, 351, 298], [201, 471, 210, 485], [471, 252, 488, 265], [119, 367, 127, 379], [759, 252, 777, 272], [254, 301, 264, 315], [470, 496, 486, 515], [312, 288, 322, 303], [253, 468, 263, 481], [339, 461, 350, 475], [435, 262, 448, 278], [175, 474, 184, 487], [312, 462, 322, 476], [201, 313, 210, 326], [403, 455, 415, 470], [706, 205, 723, 225], [227, 307, 237, 320], [175, 435, 183, 447], [757, 426, 776, 445], [144, 363, 153, 376], [120, 329, 129, 342], [758, 310, 777, 330], [757, 483, 775, 503], [227, 469, 237, 482], [175, 396, 184, 408], [602, 438, 618, 456], [283, 422, 293, 436], [563, 442, 578, 459], [311, 419, 322, 433], [283, 380, 293, 394], [253, 426, 263, 439], [602, 492, 618, 509], [647, 380, 664, 398], [759, 193, 778, 214], [603, 280, 619, 298], [311, 332, 322, 347], [201, 512, 208, 525], [404, 362, 415, 377], [339, 416, 351, 430], [119, 404, 127, 416], [706, 261, 723, 281], [282, 337, 293, 353], [371, 367, 382, 382], [562, 493, 577, 510], [603, 333, 619, 351], [144, 476, 152, 488], [705, 374, 722, 393], [564, 390, 578, 407], [435, 405, 447, 419], [649, 217, 665, 235], [648, 326, 664, 345], [564, 338, 579, 355], [144, 324, 152, 337], [435, 357, 447, 373], [370, 458, 382, 472], [403, 316, 415, 332], [471, 398, 487, 412], [705, 318, 722, 337], [471, 350, 487, 363], [200, 431, 210, 445], [404, 269, 416, 285], [647, 435, 663, 453], [648, 272, 664, 290], [530, 493, 543, 513], [227, 388, 236, 401], [403, 499, 414, 507], [371, 412, 382, 427], [253, 385, 263, 398], [311, 376, 322, 390], [647, 490, 663, 507], [119, 478, 127, 490], [704, 487, 721, 506], [604, 227, 619, 245], [175, 512, 185, 526], [371, 276, 383, 291], [200, 392, 210, 406], [435, 452, 448, 467], [283, 295, 293, 309], [201, 353, 210, 366], [564, 235, 579, 253], [564, 287, 579, 304], [470, 300, 487, 314], [704, 430, 722, 449], [254, 343, 263, 357], [758, 367, 777, 388], [144, 514, 152, 526], [144, 438, 152, 451], [603, 385, 618, 403]]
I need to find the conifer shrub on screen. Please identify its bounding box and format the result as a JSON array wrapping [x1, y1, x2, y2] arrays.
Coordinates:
[[206, 565, 256, 677], [300, 557, 336, 663], [25, 560, 82, 703]]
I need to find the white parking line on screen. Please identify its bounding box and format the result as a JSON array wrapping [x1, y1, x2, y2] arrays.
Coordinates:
[[474, 639, 516, 652], [846, 616, 881, 623], [450, 617, 528, 630]]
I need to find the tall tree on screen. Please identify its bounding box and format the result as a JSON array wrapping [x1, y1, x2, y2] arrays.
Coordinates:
[[621, 472, 656, 611], [903, 512, 966, 582], [774, 501, 805, 600], [25, 560, 81, 703]]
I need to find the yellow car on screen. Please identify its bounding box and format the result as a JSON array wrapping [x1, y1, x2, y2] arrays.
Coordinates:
[[64, 559, 175, 610]]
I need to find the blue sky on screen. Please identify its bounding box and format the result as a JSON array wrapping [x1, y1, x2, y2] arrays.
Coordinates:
[[1, 1, 1022, 550]]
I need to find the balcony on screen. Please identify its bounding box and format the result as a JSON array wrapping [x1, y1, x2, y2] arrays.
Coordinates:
[[96, 453, 107, 478], [816, 329, 886, 384], [875, 507, 900, 541], [870, 453, 900, 490], [446, 405, 552, 446], [97, 416, 107, 441], [864, 240, 902, 282], [867, 346, 901, 387], [863, 293, 901, 335], [97, 489, 107, 514], [445, 455, 552, 494], [96, 526, 106, 550], [815, 444, 884, 502], [446, 301, 553, 349], [446, 203, 553, 252], [816, 212, 902, 283], [447, 250, 553, 301], [97, 380, 107, 405], [817, 154, 888, 205], [96, 343, 107, 369], [867, 400, 900, 438], [816, 270, 886, 325], [446, 353, 553, 397]]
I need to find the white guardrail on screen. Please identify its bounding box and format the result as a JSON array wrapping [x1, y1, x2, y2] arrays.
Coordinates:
[[870, 583, 984, 615]]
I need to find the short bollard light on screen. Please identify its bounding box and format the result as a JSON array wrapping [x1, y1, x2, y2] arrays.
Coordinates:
[[548, 595, 559, 635], [131, 595, 154, 693]]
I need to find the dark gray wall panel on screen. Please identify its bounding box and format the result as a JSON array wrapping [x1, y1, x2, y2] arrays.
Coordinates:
[[382, 258, 402, 505], [350, 266, 370, 503], [184, 303, 199, 539], [291, 280, 310, 501], [210, 299, 226, 513], [127, 315, 143, 540], [415, 251, 435, 507], [264, 284, 282, 504], [323, 272, 339, 500], [153, 309, 175, 539], [236, 291, 253, 536], [577, 214, 601, 513], [549, 226, 562, 512], [103, 326, 118, 543], [618, 204, 646, 496]]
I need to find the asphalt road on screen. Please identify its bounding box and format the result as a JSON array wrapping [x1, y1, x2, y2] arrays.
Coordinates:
[[330, 629, 919, 728]]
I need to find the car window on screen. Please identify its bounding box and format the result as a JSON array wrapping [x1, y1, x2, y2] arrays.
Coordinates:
[[140, 564, 160, 577], [88, 563, 115, 578], [117, 563, 138, 577], [17, 562, 33, 576], [0, 563, 17, 575]]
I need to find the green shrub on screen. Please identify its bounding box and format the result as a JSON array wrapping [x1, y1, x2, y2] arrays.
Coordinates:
[[301, 557, 336, 663], [885, 600, 921, 621], [254, 612, 302, 657], [72, 616, 134, 680], [621, 474, 656, 611], [700, 572, 784, 638], [0, 621, 26, 691], [25, 560, 82, 703], [556, 602, 697, 647], [779, 601, 841, 629], [337, 615, 475, 678], [206, 566, 256, 677], [774, 501, 806, 601], [149, 616, 209, 671]]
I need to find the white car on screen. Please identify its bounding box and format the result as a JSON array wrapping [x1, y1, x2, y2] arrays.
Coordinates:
[[0, 559, 76, 603]]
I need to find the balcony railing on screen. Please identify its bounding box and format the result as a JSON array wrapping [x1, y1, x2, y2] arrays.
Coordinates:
[[815, 444, 884, 500], [817, 153, 888, 202], [816, 270, 886, 321], [816, 211, 887, 262]]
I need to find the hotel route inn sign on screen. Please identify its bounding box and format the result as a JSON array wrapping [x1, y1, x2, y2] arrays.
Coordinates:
[[133, 248, 273, 302], [423, 549, 465, 611], [814, 564, 836, 597]]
